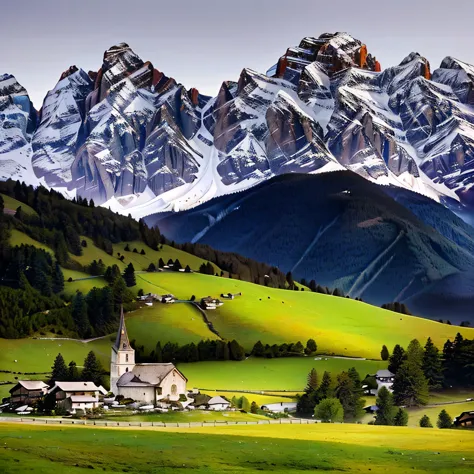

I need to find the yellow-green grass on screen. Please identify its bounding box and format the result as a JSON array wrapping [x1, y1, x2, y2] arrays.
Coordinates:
[[178, 357, 387, 391], [133, 272, 474, 358], [62, 269, 108, 297], [101, 410, 267, 423], [70, 236, 125, 269], [404, 401, 474, 428], [114, 240, 219, 273], [0, 337, 112, 374], [429, 388, 474, 404], [1, 193, 37, 215], [1, 423, 473, 473], [9, 229, 53, 254], [126, 304, 219, 350]]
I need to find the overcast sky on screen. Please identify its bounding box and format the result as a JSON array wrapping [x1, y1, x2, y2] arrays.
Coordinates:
[[2, 0, 473, 107]]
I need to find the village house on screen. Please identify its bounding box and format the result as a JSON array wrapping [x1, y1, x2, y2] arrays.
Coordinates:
[[137, 293, 158, 305], [207, 396, 231, 411], [161, 294, 176, 304], [364, 370, 395, 395], [110, 307, 187, 404], [454, 411, 474, 428], [200, 296, 223, 310], [9, 381, 49, 406], [47, 381, 107, 413]]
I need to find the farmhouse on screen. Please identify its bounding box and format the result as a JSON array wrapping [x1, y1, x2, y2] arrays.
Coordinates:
[[47, 381, 107, 413], [161, 294, 176, 304], [200, 297, 223, 310], [208, 396, 231, 411], [110, 307, 187, 404], [454, 411, 474, 428], [364, 369, 395, 395], [9, 381, 49, 406]]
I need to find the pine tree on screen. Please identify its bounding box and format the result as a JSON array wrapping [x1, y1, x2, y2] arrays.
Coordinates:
[[158, 258, 165, 268], [52, 262, 64, 293], [81, 351, 104, 387], [392, 339, 429, 407], [347, 367, 361, 389], [335, 371, 364, 420], [419, 415, 433, 427], [250, 401, 259, 414], [437, 409, 453, 429], [375, 386, 395, 425], [147, 263, 156, 272], [293, 341, 304, 354], [305, 338, 317, 354], [68, 361, 79, 381], [393, 408, 409, 426], [185, 265, 191, 273], [51, 353, 68, 382], [241, 396, 251, 413], [72, 292, 91, 338], [318, 371, 333, 400], [388, 344, 406, 374], [123, 263, 136, 287], [251, 340, 265, 357], [380, 345, 390, 361], [174, 259, 182, 270], [229, 340, 245, 360], [305, 368, 319, 395], [286, 271, 294, 290], [422, 337, 443, 389]]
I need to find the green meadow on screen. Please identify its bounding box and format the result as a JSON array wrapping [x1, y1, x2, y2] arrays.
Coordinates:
[[1, 193, 37, 215], [1, 422, 473, 473]]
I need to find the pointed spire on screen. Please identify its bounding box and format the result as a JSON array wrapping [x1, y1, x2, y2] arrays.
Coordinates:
[[114, 306, 131, 351]]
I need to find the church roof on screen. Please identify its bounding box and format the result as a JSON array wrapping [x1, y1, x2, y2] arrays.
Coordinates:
[[114, 306, 132, 352], [117, 363, 187, 387]]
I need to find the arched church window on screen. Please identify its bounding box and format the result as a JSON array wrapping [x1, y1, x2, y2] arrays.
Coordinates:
[[126, 367, 128, 372], [126, 354, 129, 362], [171, 384, 177, 395], [123, 343, 126, 349]]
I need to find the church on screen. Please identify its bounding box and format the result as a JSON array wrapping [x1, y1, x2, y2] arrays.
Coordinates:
[[110, 307, 188, 404]]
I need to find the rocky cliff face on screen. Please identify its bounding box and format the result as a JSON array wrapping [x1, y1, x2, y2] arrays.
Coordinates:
[[1, 34, 474, 220]]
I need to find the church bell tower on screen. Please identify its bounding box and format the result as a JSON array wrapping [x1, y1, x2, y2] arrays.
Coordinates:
[[110, 306, 135, 394]]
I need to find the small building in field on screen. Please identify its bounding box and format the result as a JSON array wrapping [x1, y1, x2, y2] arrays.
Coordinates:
[[9, 381, 49, 405], [208, 396, 231, 411], [454, 411, 474, 428], [47, 381, 107, 413], [161, 294, 176, 304], [374, 369, 395, 394], [111, 307, 188, 404], [261, 401, 297, 413], [200, 297, 223, 310]]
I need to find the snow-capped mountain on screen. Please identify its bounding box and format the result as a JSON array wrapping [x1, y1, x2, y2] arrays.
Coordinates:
[[1, 33, 474, 220]]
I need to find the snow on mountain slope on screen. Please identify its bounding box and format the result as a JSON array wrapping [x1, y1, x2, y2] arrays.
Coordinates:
[[0, 74, 38, 184], [1, 33, 474, 220]]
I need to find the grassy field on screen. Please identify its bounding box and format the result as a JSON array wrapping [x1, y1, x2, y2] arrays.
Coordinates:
[[9, 229, 53, 254], [126, 304, 219, 350], [178, 357, 387, 391], [1, 422, 473, 473], [132, 272, 474, 358], [1, 193, 37, 215]]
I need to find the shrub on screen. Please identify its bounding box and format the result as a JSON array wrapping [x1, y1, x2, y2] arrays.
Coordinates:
[[393, 408, 408, 426], [314, 398, 344, 423], [437, 409, 453, 429], [419, 415, 433, 428]]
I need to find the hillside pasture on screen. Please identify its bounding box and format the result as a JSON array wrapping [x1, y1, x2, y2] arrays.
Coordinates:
[[1, 423, 473, 473], [1, 193, 37, 216]]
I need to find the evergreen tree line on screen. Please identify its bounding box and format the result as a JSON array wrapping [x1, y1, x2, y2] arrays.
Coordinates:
[[251, 339, 317, 358], [131, 338, 246, 363], [297, 367, 366, 421], [50, 351, 105, 387]]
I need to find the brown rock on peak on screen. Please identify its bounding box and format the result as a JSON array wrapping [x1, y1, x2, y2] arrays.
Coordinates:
[[59, 65, 79, 81]]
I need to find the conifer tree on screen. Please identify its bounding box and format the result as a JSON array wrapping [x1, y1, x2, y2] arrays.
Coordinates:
[[318, 371, 333, 400], [393, 339, 429, 407], [251, 340, 265, 357], [393, 407, 409, 426], [250, 401, 259, 414], [388, 344, 406, 373], [437, 409, 453, 429], [422, 337, 443, 389], [305, 368, 319, 395], [72, 292, 91, 338], [241, 396, 251, 413], [81, 351, 104, 387], [419, 415, 433, 428], [375, 386, 395, 425], [380, 345, 389, 361], [51, 353, 68, 382], [123, 263, 136, 287], [154, 342, 163, 363], [305, 338, 317, 354]]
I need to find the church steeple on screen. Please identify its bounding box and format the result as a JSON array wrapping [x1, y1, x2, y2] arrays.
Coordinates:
[[114, 306, 131, 351], [110, 305, 135, 394]]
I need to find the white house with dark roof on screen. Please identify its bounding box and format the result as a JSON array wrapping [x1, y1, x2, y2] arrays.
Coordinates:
[[207, 396, 231, 411], [47, 381, 107, 413], [110, 307, 187, 404], [374, 369, 395, 395]]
